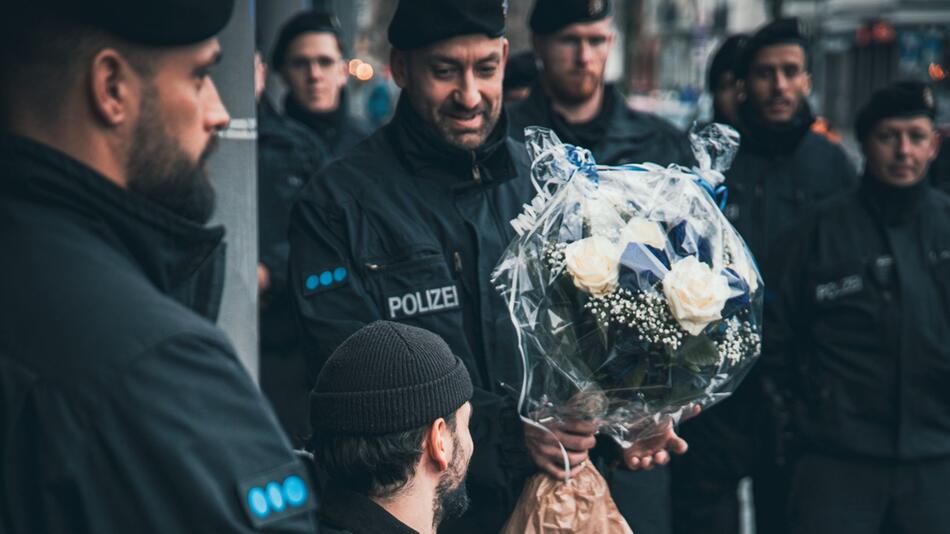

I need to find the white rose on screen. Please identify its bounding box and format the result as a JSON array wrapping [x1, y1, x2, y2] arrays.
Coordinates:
[[564, 236, 621, 297], [620, 217, 667, 249], [662, 256, 731, 336]]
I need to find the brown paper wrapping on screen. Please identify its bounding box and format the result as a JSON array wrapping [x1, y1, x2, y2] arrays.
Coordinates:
[[500, 462, 634, 534]]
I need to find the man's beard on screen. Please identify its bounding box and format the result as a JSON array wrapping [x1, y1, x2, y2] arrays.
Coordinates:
[[127, 86, 218, 225], [432, 99, 499, 151], [545, 69, 602, 105], [432, 435, 470, 528]]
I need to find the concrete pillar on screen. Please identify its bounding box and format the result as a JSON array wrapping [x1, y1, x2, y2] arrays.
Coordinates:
[[210, 0, 260, 380]]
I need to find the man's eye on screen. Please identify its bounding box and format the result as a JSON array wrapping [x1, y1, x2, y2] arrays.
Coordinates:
[[433, 68, 454, 78], [291, 59, 309, 70], [590, 37, 607, 46], [478, 66, 497, 77], [783, 66, 801, 78], [317, 58, 336, 68]]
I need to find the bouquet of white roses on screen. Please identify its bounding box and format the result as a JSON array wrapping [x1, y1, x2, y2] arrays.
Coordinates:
[[492, 124, 761, 449]]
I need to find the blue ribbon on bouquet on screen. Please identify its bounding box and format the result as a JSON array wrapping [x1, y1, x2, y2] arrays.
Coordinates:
[[692, 176, 729, 211]]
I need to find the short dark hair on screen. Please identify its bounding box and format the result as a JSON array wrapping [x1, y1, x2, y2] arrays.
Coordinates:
[[0, 15, 156, 122], [271, 10, 346, 70], [310, 412, 458, 499]]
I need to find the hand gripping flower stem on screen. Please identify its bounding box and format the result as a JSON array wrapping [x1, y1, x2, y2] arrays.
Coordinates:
[[523, 418, 598, 481]]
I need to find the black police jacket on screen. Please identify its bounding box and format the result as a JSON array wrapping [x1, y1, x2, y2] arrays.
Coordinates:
[[0, 136, 317, 533], [723, 104, 859, 266], [677, 104, 858, 476], [285, 91, 374, 160], [289, 97, 536, 533], [765, 176, 950, 461], [259, 97, 331, 350], [508, 83, 693, 166]]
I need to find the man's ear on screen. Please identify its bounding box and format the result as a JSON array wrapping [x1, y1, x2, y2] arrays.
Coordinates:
[[391, 48, 409, 89], [88, 48, 139, 128], [424, 417, 451, 472], [736, 79, 747, 103], [802, 71, 812, 96]]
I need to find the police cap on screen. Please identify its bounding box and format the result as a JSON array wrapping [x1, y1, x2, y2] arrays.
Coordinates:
[[707, 34, 747, 92], [855, 81, 937, 142], [271, 10, 343, 69], [38, 0, 235, 47], [735, 18, 807, 80], [530, 0, 611, 35], [387, 0, 507, 51]]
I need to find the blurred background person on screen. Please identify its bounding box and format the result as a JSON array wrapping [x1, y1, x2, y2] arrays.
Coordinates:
[[509, 0, 692, 171], [503, 50, 538, 103], [707, 34, 747, 127], [673, 17, 858, 534], [765, 80, 948, 534], [272, 9, 373, 159], [309, 321, 474, 534], [256, 44, 330, 447]]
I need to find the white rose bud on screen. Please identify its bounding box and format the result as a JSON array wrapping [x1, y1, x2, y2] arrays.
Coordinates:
[[662, 256, 731, 336], [564, 236, 621, 297], [620, 217, 667, 249]]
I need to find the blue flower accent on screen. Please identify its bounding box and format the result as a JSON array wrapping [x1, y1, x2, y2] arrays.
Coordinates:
[[618, 242, 670, 290], [668, 221, 712, 265], [333, 267, 348, 282], [721, 267, 751, 318], [247, 487, 270, 518], [266, 481, 286, 512], [283, 475, 308, 507]]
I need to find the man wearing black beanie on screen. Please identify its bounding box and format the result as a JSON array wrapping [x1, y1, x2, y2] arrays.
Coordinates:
[[311, 321, 474, 534], [707, 34, 747, 127], [672, 17, 857, 534], [289, 1, 688, 532], [764, 81, 949, 534]]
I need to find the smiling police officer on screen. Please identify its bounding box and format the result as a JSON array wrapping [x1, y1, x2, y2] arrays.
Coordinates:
[[765, 81, 949, 534], [0, 2, 316, 532], [289, 0, 690, 531]]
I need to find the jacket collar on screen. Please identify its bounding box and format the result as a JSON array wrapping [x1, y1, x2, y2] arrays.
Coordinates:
[[385, 94, 519, 189], [319, 489, 419, 534], [0, 134, 226, 318], [860, 171, 930, 227], [737, 98, 815, 157], [521, 82, 654, 149]]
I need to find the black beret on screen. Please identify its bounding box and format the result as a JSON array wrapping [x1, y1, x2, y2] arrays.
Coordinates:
[[272, 10, 344, 69], [736, 18, 807, 79], [530, 0, 611, 35], [504, 51, 538, 90], [53, 0, 234, 47], [707, 34, 747, 92], [855, 81, 937, 142], [388, 0, 507, 51]]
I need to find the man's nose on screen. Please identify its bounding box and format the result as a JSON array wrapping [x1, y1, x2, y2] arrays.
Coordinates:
[[577, 41, 592, 65], [454, 71, 482, 110], [204, 78, 231, 131]]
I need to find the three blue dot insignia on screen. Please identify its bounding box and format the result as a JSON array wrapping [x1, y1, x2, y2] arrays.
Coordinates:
[[247, 476, 309, 519], [305, 266, 348, 293]]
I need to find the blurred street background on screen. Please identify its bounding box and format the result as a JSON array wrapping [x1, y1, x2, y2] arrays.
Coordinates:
[[259, 0, 950, 162]]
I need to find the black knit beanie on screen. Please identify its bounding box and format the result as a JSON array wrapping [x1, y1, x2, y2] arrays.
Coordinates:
[[310, 321, 474, 436]]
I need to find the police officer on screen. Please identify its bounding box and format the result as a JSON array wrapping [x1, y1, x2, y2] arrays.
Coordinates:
[[508, 0, 692, 168], [0, 2, 317, 532], [765, 81, 948, 534], [272, 10, 373, 159], [707, 34, 747, 127], [672, 18, 858, 534], [288, 1, 687, 532], [256, 46, 330, 447]]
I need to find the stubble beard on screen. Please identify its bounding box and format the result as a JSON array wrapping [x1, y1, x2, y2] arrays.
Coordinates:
[[431, 436, 471, 529]]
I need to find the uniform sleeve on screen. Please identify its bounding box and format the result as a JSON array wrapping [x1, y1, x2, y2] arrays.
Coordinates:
[[76, 334, 318, 533], [288, 186, 383, 384]]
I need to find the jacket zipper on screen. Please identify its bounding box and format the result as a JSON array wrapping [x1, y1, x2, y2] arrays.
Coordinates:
[[453, 251, 463, 273], [471, 153, 481, 184]]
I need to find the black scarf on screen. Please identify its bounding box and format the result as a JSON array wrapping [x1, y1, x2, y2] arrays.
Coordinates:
[[738, 97, 815, 157]]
